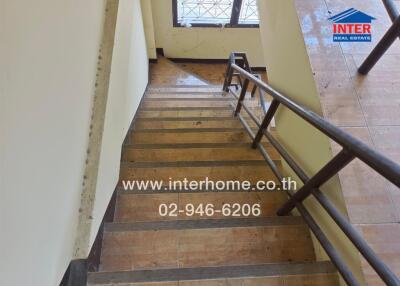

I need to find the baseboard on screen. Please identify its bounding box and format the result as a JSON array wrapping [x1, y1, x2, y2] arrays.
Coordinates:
[[167, 57, 266, 72], [169, 58, 228, 64], [251, 66, 267, 72], [149, 58, 158, 64], [59, 188, 117, 286], [60, 259, 87, 286]]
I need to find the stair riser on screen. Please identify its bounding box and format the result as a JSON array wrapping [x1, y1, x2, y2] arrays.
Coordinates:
[[121, 147, 280, 162], [119, 165, 279, 183], [133, 120, 259, 130], [145, 94, 230, 99], [135, 120, 241, 129], [115, 192, 288, 222], [100, 225, 315, 271], [130, 132, 269, 144], [138, 110, 234, 119], [142, 101, 233, 108], [147, 87, 222, 93]]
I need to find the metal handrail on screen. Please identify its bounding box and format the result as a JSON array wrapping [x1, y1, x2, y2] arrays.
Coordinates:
[[224, 52, 400, 286], [358, 0, 400, 74]]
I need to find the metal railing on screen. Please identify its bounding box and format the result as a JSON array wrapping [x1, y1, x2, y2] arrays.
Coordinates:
[[224, 52, 400, 286], [358, 0, 400, 74]]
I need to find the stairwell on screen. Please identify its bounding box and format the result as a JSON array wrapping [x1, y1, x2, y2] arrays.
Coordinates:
[[87, 61, 340, 285]]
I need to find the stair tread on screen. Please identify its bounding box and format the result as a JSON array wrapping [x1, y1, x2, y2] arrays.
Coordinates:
[[120, 160, 278, 168], [100, 221, 315, 272], [124, 143, 270, 149], [121, 147, 280, 163], [142, 101, 234, 109], [115, 191, 287, 222], [133, 128, 245, 133], [132, 119, 258, 130], [119, 165, 280, 183], [145, 95, 234, 99], [141, 107, 232, 111], [138, 110, 236, 118], [88, 262, 336, 285], [130, 130, 268, 144]]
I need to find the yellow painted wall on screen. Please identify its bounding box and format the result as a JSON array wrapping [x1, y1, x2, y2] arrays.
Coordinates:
[[257, 0, 364, 284], [151, 0, 265, 66]]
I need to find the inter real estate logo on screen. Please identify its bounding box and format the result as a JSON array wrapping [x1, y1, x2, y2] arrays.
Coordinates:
[[329, 8, 376, 42]]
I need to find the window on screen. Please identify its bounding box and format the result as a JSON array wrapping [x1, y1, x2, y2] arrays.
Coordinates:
[[239, 0, 259, 25], [173, 0, 259, 27]]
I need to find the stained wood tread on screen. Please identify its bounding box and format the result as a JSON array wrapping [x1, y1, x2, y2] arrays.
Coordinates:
[[88, 261, 337, 285], [99, 218, 315, 271], [115, 191, 287, 222]]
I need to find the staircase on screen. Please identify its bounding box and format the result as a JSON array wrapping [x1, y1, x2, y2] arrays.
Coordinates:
[[87, 84, 339, 286]]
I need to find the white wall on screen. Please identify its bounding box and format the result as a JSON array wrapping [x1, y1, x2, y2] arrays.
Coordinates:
[[0, 0, 148, 285], [151, 0, 265, 66]]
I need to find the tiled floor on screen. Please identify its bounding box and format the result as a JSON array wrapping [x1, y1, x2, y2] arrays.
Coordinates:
[[150, 57, 208, 86], [294, 0, 400, 284]]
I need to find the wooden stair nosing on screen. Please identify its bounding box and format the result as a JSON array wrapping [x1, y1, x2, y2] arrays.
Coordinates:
[[104, 217, 305, 232], [87, 261, 336, 285]]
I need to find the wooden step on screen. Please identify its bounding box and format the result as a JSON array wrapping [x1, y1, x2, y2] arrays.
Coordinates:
[[115, 191, 288, 222], [138, 110, 235, 119], [142, 100, 233, 109], [145, 93, 234, 99], [142, 99, 261, 110], [88, 262, 338, 285], [133, 119, 244, 130], [99, 217, 315, 272], [147, 86, 223, 94], [119, 163, 280, 183], [130, 130, 267, 144], [121, 147, 280, 162]]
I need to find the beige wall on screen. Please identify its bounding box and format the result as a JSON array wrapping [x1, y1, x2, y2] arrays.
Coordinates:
[[141, 0, 157, 59], [151, 0, 265, 66], [257, 0, 364, 284], [90, 0, 149, 245], [0, 0, 148, 285]]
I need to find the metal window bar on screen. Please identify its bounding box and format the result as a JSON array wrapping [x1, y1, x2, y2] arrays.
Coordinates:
[[224, 52, 400, 286]]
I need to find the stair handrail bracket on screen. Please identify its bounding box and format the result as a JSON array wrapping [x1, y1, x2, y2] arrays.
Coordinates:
[[224, 52, 400, 286]]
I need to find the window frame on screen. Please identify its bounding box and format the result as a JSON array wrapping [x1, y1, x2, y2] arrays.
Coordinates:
[[172, 0, 259, 28]]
